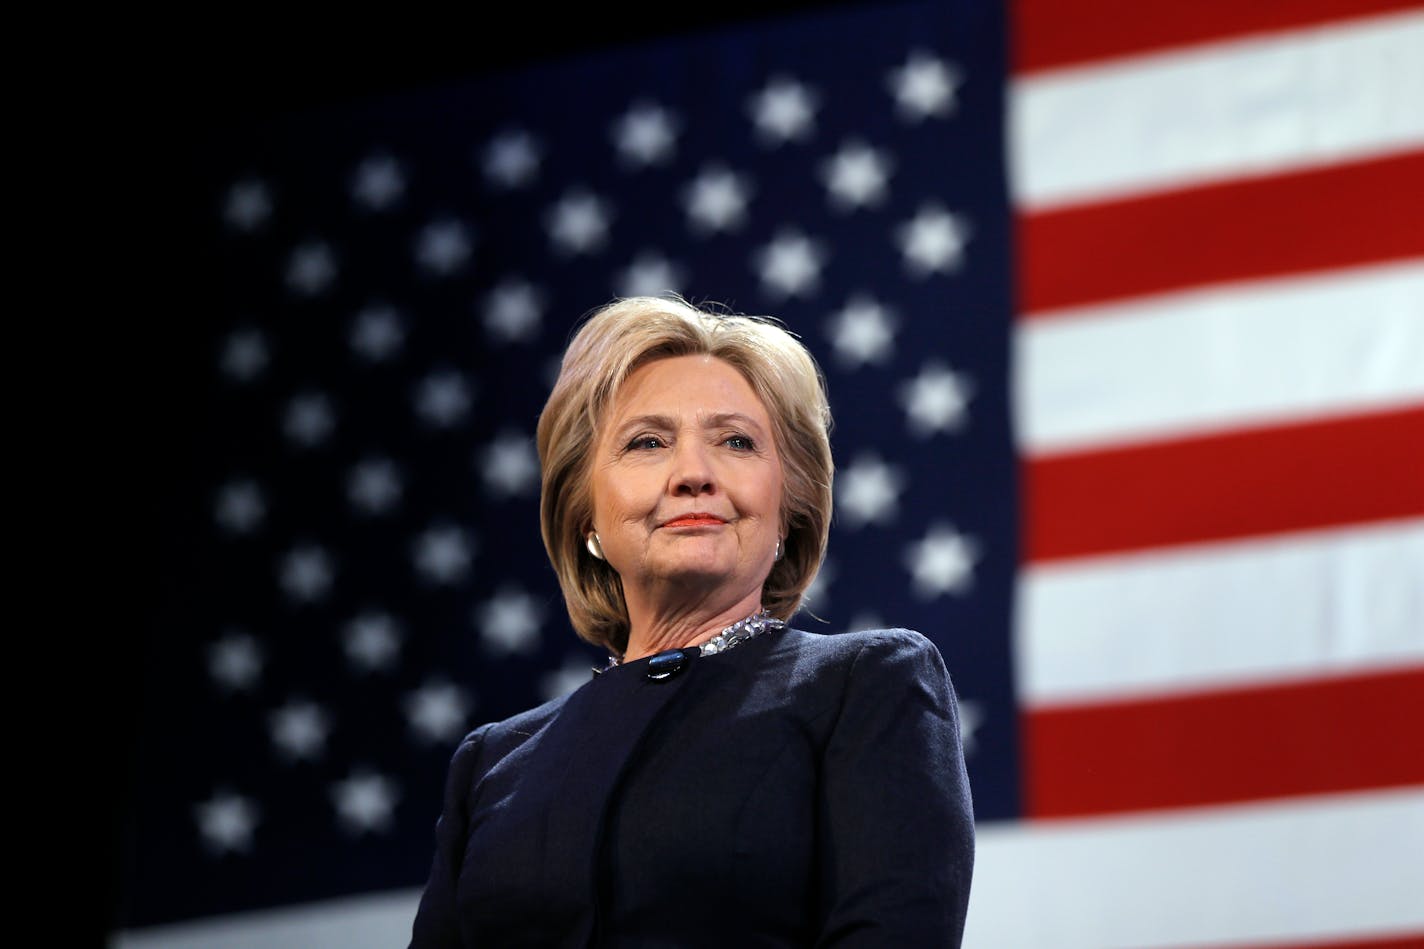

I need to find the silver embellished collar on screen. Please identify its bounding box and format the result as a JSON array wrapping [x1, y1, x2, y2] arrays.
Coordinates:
[[602, 608, 785, 671], [696, 608, 785, 656]]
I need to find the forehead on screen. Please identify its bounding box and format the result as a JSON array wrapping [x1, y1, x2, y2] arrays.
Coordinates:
[[605, 355, 771, 423]]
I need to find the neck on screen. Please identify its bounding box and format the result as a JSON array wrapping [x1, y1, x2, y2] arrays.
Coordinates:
[[622, 586, 766, 662]]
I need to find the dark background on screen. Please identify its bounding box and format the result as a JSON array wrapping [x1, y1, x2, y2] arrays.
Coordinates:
[[109, 5, 867, 942]]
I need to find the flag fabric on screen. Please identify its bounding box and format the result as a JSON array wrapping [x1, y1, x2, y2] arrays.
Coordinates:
[[994, 2, 1424, 945], [117, 2, 1424, 947]]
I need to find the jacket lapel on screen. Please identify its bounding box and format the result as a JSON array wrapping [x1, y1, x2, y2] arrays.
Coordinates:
[[536, 650, 701, 941]]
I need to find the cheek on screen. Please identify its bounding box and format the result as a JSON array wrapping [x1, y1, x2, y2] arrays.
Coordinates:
[[600, 473, 656, 525], [763, 469, 786, 523], [737, 473, 784, 538]]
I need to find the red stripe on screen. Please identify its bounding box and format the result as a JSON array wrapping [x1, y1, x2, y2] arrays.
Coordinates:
[[1019, 149, 1424, 314], [1180, 933, 1424, 949], [1014, 0, 1424, 73], [1023, 666, 1424, 818], [1025, 406, 1424, 563]]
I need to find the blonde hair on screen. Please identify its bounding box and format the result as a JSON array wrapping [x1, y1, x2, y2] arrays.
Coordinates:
[[537, 296, 834, 654]]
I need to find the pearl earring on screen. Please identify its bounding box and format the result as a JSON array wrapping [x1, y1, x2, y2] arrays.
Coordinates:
[[586, 533, 605, 560], [774, 537, 784, 561]]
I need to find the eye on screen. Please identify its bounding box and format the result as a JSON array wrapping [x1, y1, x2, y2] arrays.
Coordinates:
[[724, 434, 756, 451], [625, 434, 666, 451]]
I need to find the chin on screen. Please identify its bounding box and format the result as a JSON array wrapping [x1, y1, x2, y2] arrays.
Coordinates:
[[647, 549, 739, 585], [655, 560, 735, 586]]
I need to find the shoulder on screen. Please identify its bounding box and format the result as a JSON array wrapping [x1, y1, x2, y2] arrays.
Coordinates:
[[755, 627, 951, 708], [446, 690, 575, 778], [772, 626, 946, 673]]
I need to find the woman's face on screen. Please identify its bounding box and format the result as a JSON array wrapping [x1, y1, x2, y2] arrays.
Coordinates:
[[590, 354, 784, 607]]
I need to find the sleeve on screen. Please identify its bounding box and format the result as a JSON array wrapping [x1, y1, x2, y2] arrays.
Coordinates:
[[814, 630, 976, 948], [408, 725, 492, 949]]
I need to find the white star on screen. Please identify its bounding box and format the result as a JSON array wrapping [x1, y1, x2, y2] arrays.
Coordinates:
[[415, 219, 473, 275], [683, 165, 751, 234], [196, 791, 259, 854], [214, 478, 265, 534], [837, 454, 906, 528], [413, 370, 474, 428], [754, 231, 826, 298], [223, 179, 271, 232], [405, 680, 474, 745], [612, 101, 679, 166], [347, 457, 403, 515], [898, 206, 971, 276], [615, 252, 684, 299], [900, 363, 974, 436], [825, 296, 897, 368], [483, 280, 544, 344], [279, 544, 335, 602], [343, 612, 402, 673], [351, 154, 405, 210], [844, 611, 886, 633], [905, 525, 979, 598], [889, 52, 962, 121], [285, 241, 337, 296], [283, 391, 335, 447], [207, 632, 262, 692], [413, 524, 475, 585], [540, 655, 596, 702], [476, 587, 544, 655], [957, 698, 984, 756], [480, 432, 539, 498], [218, 328, 268, 382], [269, 700, 331, 762], [331, 771, 399, 835], [749, 76, 817, 144], [483, 129, 541, 188], [821, 141, 893, 210], [349, 304, 405, 362], [547, 190, 612, 255]]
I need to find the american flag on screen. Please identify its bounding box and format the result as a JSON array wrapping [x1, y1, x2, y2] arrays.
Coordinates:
[[117, 2, 1424, 946]]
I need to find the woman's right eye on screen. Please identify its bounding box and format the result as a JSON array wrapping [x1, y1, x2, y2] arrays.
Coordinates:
[[626, 435, 665, 450]]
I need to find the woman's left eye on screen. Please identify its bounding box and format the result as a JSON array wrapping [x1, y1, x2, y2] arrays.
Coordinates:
[[725, 435, 755, 451]]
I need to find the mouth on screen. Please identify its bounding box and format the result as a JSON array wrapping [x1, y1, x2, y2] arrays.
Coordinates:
[[660, 513, 728, 529]]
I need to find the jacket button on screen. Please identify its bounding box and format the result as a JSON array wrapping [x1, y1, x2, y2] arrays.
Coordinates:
[[646, 649, 688, 681]]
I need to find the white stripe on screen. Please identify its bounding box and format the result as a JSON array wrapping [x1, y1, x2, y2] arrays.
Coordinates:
[[1017, 520, 1424, 705], [965, 787, 1424, 949], [112, 888, 421, 949], [1010, 10, 1424, 209], [118, 791, 1424, 948], [1014, 260, 1424, 454]]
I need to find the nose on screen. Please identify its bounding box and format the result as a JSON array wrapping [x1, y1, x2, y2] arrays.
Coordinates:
[[669, 438, 716, 497]]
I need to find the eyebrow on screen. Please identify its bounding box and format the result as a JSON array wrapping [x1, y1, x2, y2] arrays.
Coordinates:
[[610, 412, 766, 439], [612, 414, 677, 437], [703, 412, 764, 432]]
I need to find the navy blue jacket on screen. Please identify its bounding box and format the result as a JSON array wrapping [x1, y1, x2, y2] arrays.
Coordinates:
[[410, 627, 974, 947]]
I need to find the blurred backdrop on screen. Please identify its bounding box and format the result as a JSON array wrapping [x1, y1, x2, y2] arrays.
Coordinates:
[[114, 1, 1423, 946]]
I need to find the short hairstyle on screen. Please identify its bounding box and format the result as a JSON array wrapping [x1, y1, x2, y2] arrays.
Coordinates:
[[537, 296, 834, 654]]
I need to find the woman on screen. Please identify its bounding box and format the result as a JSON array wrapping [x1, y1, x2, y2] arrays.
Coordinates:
[[410, 296, 974, 947]]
